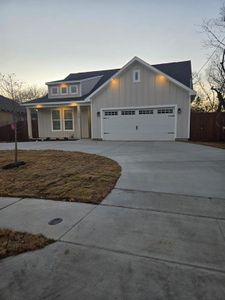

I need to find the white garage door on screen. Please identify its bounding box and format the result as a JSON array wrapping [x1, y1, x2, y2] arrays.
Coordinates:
[[102, 106, 176, 141]]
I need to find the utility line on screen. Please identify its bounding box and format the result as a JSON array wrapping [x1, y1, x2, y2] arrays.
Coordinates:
[[196, 36, 225, 76]]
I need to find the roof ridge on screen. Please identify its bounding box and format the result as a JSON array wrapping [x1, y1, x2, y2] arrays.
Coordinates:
[[66, 68, 120, 76]]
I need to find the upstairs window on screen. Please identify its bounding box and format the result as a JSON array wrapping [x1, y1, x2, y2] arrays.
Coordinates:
[[61, 86, 68, 94], [51, 87, 58, 95], [70, 85, 78, 94], [133, 70, 140, 82], [52, 110, 61, 131]]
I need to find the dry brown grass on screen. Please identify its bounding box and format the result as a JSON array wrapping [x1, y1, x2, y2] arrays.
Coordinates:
[[190, 142, 225, 149], [0, 228, 54, 259], [0, 150, 121, 204]]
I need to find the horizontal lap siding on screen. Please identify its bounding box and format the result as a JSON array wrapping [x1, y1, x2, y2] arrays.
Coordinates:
[[91, 62, 190, 139]]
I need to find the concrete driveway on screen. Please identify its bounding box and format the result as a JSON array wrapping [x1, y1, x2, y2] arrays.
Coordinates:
[[0, 140, 225, 299]]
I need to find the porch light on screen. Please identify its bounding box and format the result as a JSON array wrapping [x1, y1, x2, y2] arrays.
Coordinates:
[[70, 102, 77, 107], [178, 108, 182, 114], [110, 78, 119, 88], [156, 75, 166, 86], [35, 104, 43, 109], [60, 83, 67, 88]]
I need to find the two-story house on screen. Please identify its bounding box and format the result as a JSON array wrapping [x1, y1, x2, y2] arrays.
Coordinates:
[[24, 56, 195, 141]]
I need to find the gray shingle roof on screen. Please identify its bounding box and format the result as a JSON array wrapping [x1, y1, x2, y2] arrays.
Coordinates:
[[0, 95, 26, 113], [153, 60, 192, 88], [27, 69, 119, 104], [26, 60, 193, 105]]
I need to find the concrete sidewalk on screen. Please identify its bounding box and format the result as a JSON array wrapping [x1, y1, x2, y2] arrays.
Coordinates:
[[0, 191, 225, 299], [0, 141, 225, 299]]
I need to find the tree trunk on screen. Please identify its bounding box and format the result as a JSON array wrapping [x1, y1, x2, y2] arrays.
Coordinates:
[[14, 122, 18, 164]]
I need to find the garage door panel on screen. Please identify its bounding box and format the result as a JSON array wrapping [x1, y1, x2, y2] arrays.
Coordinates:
[[102, 107, 176, 141]]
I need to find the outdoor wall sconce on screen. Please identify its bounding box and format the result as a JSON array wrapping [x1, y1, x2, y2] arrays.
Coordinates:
[[177, 108, 182, 114], [97, 111, 100, 117]]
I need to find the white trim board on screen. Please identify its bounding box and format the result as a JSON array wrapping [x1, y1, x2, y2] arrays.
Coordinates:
[[23, 102, 91, 107]]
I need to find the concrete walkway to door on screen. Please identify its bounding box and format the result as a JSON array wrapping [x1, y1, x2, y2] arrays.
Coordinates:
[[0, 140, 225, 299]]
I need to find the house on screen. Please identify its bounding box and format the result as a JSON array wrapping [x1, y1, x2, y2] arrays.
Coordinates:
[[0, 95, 27, 142], [0, 95, 26, 127], [24, 56, 196, 141]]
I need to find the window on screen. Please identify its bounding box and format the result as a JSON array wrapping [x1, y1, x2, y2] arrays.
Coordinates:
[[157, 108, 174, 114], [51, 87, 58, 95], [105, 111, 118, 116], [133, 70, 140, 82], [70, 85, 78, 94], [64, 109, 73, 130], [52, 110, 61, 131], [121, 110, 135, 115], [139, 109, 153, 115], [61, 86, 68, 94]]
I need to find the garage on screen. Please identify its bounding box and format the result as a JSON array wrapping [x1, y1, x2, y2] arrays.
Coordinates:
[[101, 106, 176, 141]]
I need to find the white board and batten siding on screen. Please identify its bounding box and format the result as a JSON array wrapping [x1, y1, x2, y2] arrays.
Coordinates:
[[91, 61, 191, 141], [101, 105, 177, 141]]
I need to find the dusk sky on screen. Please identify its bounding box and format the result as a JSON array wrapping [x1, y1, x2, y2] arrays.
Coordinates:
[[0, 0, 223, 87]]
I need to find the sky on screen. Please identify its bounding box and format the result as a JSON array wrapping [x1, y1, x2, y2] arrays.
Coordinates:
[[0, 0, 223, 87]]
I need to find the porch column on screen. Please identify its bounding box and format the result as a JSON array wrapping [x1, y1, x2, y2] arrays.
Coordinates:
[[26, 107, 32, 139], [77, 105, 81, 139]]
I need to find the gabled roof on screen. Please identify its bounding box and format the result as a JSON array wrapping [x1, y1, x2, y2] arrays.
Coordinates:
[[25, 57, 195, 105], [65, 69, 120, 82], [153, 60, 192, 88], [0, 95, 26, 113], [26, 69, 119, 104], [88, 57, 195, 100]]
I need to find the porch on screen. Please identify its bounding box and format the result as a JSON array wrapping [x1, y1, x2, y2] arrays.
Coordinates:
[[26, 104, 91, 140]]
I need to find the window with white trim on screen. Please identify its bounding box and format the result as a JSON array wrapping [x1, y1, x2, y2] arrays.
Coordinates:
[[70, 85, 78, 94], [52, 110, 61, 130], [157, 108, 174, 114], [105, 111, 118, 116], [61, 86, 68, 94], [64, 109, 73, 130], [51, 87, 58, 95], [139, 109, 153, 115], [121, 110, 135, 115], [133, 70, 140, 82]]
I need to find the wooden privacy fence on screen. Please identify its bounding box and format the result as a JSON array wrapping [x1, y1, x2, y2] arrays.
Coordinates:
[[0, 120, 29, 142], [190, 112, 225, 142]]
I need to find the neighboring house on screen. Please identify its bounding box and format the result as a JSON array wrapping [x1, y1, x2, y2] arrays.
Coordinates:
[[24, 56, 196, 141], [0, 95, 26, 127]]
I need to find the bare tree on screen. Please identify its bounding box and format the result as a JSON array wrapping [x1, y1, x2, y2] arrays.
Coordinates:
[[192, 72, 217, 112], [202, 4, 225, 112], [19, 85, 47, 102], [0, 74, 24, 165], [0, 73, 47, 102], [0, 73, 46, 166]]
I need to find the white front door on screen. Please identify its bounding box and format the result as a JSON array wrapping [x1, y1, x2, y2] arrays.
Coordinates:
[[102, 106, 176, 141]]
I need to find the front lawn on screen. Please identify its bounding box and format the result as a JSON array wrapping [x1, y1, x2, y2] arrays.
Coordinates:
[[0, 150, 121, 204], [0, 228, 54, 259], [190, 142, 225, 149]]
